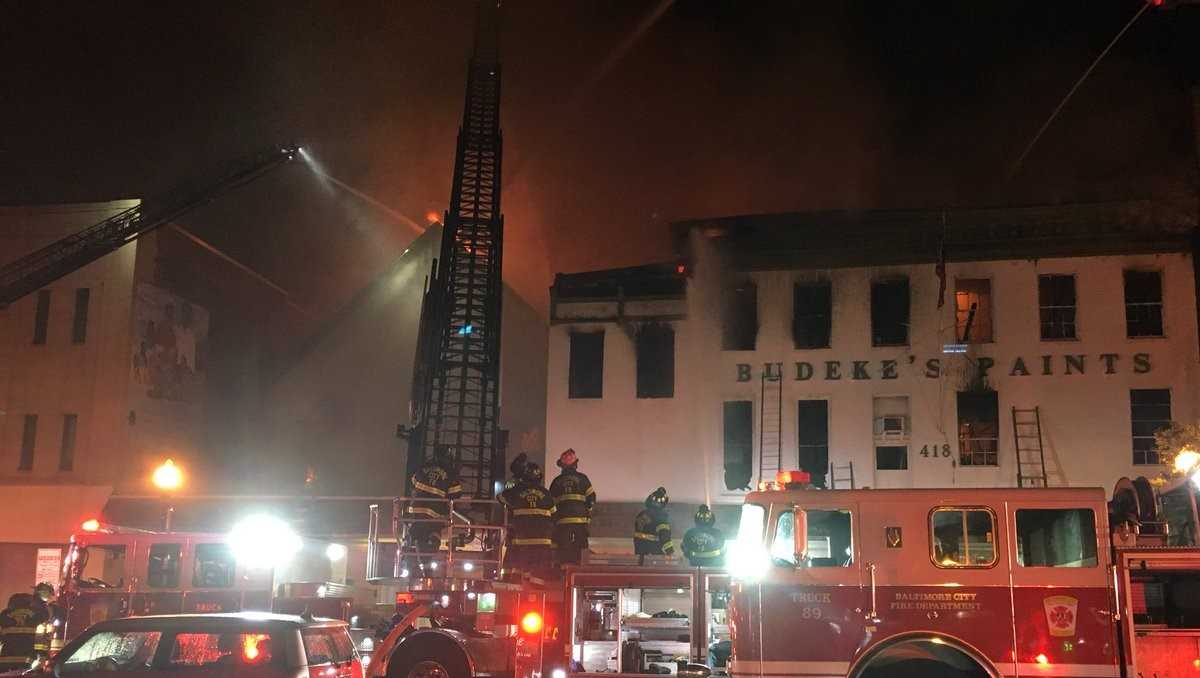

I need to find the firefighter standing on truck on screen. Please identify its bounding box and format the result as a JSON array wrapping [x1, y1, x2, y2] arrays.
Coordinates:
[[682, 505, 726, 567], [500, 462, 556, 580], [550, 448, 595, 566], [406, 445, 463, 573], [634, 487, 675, 564]]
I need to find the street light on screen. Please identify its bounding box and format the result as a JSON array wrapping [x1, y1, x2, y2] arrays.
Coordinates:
[[152, 459, 184, 530]]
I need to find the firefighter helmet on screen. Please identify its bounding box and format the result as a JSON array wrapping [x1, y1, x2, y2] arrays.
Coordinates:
[[525, 462, 544, 483], [695, 504, 715, 527], [34, 582, 54, 601], [646, 487, 669, 508], [509, 452, 529, 480], [434, 445, 454, 466], [557, 448, 579, 469]]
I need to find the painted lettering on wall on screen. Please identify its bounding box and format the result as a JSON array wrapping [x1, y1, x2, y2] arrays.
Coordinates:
[[736, 353, 1152, 382]]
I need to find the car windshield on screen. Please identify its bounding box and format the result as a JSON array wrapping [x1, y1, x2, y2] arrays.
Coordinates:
[[59, 630, 162, 673]]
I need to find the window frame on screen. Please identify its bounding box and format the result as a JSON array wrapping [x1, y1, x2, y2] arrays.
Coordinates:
[[1037, 274, 1077, 341], [953, 278, 994, 344], [1124, 269, 1164, 338], [1130, 388, 1171, 466], [146, 543, 183, 589], [72, 288, 91, 344], [792, 280, 832, 350], [722, 280, 758, 351], [635, 323, 675, 399], [928, 506, 999, 569], [192, 543, 236, 589], [956, 391, 999, 467], [870, 278, 910, 347], [19, 414, 38, 471], [33, 289, 51, 345], [60, 413, 78, 472], [875, 445, 908, 471], [567, 330, 604, 399], [722, 401, 753, 491], [1013, 507, 1099, 569]]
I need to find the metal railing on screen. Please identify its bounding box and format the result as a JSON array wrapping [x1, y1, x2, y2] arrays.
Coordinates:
[[366, 498, 507, 582]]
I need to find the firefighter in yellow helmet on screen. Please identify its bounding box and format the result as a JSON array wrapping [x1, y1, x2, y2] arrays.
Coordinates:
[[682, 505, 725, 567], [550, 448, 595, 566], [634, 487, 674, 564], [499, 462, 556, 580]]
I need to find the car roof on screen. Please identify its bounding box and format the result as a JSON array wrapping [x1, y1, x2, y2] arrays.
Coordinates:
[[83, 612, 347, 632]]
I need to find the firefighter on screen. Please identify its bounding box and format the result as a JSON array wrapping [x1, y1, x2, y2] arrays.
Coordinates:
[[550, 448, 595, 566], [405, 446, 463, 574], [634, 487, 675, 564], [0, 592, 44, 670], [682, 505, 725, 567], [499, 462, 556, 580], [31, 583, 59, 662], [503, 452, 529, 492]]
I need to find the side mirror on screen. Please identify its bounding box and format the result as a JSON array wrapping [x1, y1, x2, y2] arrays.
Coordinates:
[[792, 509, 808, 566]]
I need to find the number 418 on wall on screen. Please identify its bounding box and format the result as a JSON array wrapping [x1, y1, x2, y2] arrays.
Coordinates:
[[920, 444, 952, 458]]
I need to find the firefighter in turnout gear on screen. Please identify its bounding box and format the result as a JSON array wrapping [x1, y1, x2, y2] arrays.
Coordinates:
[[682, 505, 725, 567], [406, 446, 463, 573], [634, 487, 675, 564], [0, 592, 45, 670], [550, 448, 595, 566], [503, 452, 529, 492], [499, 462, 556, 580]]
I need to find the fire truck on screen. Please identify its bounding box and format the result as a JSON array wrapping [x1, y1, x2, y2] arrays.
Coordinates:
[[57, 521, 354, 644]]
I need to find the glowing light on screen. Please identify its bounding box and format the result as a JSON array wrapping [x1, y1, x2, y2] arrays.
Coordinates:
[[675, 588, 684, 594], [521, 611, 544, 635], [463, 561, 474, 572], [457, 324, 474, 336], [425, 211, 441, 224], [429, 561, 438, 571], [440, 595, 450, 608], [242, 634, 268, 663], [400, 568, 410, 578], [317, 585, 328, 597], [81, 519, 101, 532], [929, 637, 945, 645], [228, 514, 301, 569], [325, 543, 348, 562], [552, 669, 566, 678], [1175, 448, 1200, 474], [152, 459, 184, 491], [1035, 654, 1050, 666], [467, 592, 477, 600]]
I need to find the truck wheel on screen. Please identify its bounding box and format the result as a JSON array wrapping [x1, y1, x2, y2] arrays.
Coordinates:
[[392, 648, 470, 678]]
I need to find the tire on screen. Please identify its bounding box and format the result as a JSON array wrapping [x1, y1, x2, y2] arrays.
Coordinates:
[[389, 639, 470, 678]]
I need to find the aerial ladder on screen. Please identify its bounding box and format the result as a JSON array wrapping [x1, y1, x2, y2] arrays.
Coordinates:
[[0, 145, 299, 307]]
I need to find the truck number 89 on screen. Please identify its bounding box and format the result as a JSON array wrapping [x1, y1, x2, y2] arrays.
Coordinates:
[[800, 607, 823, 619]]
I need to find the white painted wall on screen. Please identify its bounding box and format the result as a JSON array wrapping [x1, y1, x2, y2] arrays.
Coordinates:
[[547, 252, 1199, 505]]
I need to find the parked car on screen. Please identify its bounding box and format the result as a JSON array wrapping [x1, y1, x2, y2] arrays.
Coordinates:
[[38, 612, 361, 677]]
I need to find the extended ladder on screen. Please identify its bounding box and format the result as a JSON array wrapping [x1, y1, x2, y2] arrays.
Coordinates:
[[829, 461, 856, 489], [1012, 406, 1049, 487], [758, 364, 783, 485]]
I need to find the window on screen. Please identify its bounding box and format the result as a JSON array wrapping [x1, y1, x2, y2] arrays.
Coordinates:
[[60, 630, 161, 673], [76, 544, 126, 587], [1129, 571, 1200, 628], [797, 400, 828, 488], [635, 324, 674, 398], [301, 627, 355, 666], [793, 282, 831, 349], [147, 543, 182, 588], [168, 632, 274, 667], [1131, 389, 1171, 465], [1038, 274, 1076, 340], [1015, 508, 1098, 567], [772, 509, 853, 567], [568, 331, 604, 399], [870, 279, 909, 346], [954, 279, 993, 343], [957, 391, 998, 466], [72, 288, 91, 344], [931, 508, 996, 567], [19, 414, 37, 471], [33, 290, 51, 345], [723, 401, 753, 491], [60, 414, 77, 471], [1125, 270, 1163, 337], [193, 543, 235, 588], [722, 281, 757, 350], [873, 396, 909, 471]]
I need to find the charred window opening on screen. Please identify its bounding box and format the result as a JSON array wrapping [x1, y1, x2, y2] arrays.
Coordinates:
[[1125, 270, 1163, 337], [1131, 388, 1171, 465], [1038, 274, 1076, 340], [636, 324, 674, 399], [723, 401, 753, 491], [871, 279, 909, 347], [797, 400, 829, 487], [793, 282, 832, 349], [72, 288, 91, 344], [957, 391, 998, 466], [722, 281, 758, 351], [568, 331, 604, 399], [33, 290, 51, 345], [954, 279, 992, 343]]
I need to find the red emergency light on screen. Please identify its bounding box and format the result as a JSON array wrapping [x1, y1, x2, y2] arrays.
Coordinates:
[[81, 519, 101, 532], [520, 611, 543, 635], [776, 470, 811, 488]]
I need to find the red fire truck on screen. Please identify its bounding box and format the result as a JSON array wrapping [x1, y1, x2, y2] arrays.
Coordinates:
[[58, 522, 353, 644], [365, 475, 1199, 678]]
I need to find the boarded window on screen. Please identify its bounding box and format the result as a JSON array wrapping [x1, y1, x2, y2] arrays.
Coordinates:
[[793, 282, 831, 349], [723, 401, 753, 491], [636, 324, 674, 399], [1038, 274, 1076, 340], [147, 543, 182, 588], [60, 414, 77, 471], [954, 279, 993, 343], [722, 282, 758, 351], [931, 508, 996, 567], [33, 290, 51, 345], [19, 414, 37, 471], [568, 332, 604, 399], [1015, 508, 1098, 567], [957, 392, 998, 466], [870, 279, 909, 346], [1131, 389, 1171, 465], [72, 288, 91, 344], [797, 400, 829, 487], [1125, 270, 1163, 337]]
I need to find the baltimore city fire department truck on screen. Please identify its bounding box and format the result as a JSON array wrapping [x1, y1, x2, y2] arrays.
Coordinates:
[[362, 470, 1199, 678]]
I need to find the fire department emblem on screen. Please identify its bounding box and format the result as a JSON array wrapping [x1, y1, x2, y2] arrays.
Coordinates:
[[1043, 595, 1078, 637]]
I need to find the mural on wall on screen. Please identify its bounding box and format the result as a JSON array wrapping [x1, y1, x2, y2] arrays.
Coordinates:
[[131, 284, 209, 403]]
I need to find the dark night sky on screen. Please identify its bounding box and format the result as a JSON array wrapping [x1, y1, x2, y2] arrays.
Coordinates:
[[3, 0, 1198, 322]]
